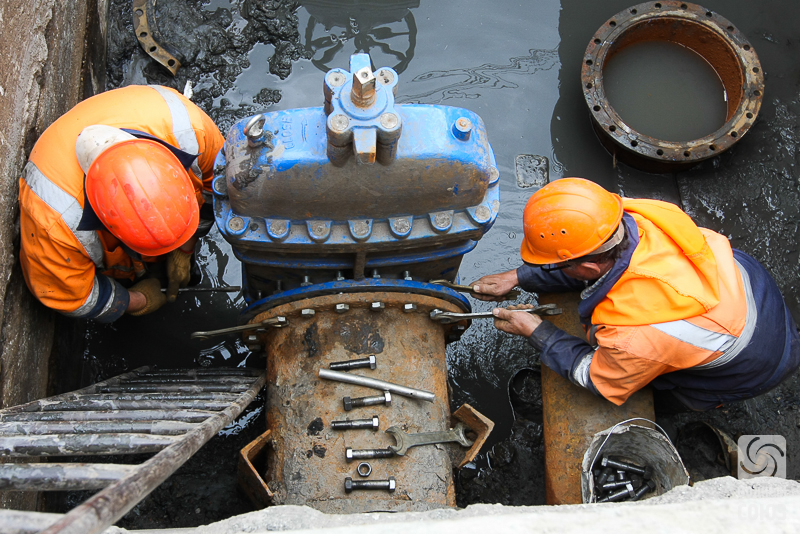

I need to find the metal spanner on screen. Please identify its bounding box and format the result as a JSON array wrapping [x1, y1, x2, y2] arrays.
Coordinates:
[[386, 422, 474, 456], [190, 316, 288, 340], [429, 279, 521, 301], [429, 303, 562, 324]]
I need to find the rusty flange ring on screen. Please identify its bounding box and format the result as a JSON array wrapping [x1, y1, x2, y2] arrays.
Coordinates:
[[582, 1, 764, 173]]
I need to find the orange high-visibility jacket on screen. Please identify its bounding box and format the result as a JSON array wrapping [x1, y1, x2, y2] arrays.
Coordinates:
[[19, 85, 224, 322], [587, 200, 747, 404]]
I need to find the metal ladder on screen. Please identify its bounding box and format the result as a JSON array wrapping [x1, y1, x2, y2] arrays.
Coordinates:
[[0, 366, 266, 534]]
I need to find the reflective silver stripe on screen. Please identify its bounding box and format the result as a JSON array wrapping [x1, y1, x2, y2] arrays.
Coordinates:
[[650, 260, 756, 370], [23, 162, 105, 269], [692, 260, 757, 370], [61, 276, 101, 318], [94, 279, 120, 320], [149, 85, 202, 180], [572, 351, 595, 388]]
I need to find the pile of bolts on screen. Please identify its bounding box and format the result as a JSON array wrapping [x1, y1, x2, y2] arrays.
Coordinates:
[[593, 456, 657, 502], [324, 355, 398, 494]]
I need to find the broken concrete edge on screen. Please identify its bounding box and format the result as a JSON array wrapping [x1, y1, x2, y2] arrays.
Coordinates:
[[5, 477, 787, 534]]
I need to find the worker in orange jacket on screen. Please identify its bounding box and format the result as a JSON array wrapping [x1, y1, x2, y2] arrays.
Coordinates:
[[473, 178, 800, 411], [19, 85, 225, 322]]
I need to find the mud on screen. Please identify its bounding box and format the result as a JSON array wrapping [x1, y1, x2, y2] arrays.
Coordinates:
[[47, 0, 800, 528]]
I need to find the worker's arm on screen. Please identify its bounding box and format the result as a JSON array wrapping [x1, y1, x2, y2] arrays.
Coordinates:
[[472, 264, 585, 301], [493, 308, 670, 403]]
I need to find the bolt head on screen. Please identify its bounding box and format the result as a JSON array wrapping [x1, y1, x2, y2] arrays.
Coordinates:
[[301, 309, 316, 317], [368, 355, 377, 369], [371, 416, 380, 430], [343, 397, 353, 411], [335, 303, 350, 313], [246, 334, 258, 343], [370, 302, 384, 311], [327, 71, 346, 87], [388, 476, 396, 492], [380, 112, 399, 129], [345, 447, 354, 461], [403, 303, 417, 313], [329, 114, 349, 133], [344, 477, 354, 493], [384, 391, 392, 406], [228, 217, 245, 232]]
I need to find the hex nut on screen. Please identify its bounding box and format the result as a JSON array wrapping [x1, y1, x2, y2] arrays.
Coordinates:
[[335, 303, 350, 313], [357, 462, 372, 477], [388, 476, 397, 492], [343, 397, 353, 411], [371, 302, 385, 311], [246, 334, 259, 343], [384, 391, 392, 406], [345, 447, 354, 461], [344, 477, 354, 493], [368, 355, 377, 369], [301, 309, 316, 317], [403, 303, 417, 313], [371, 416, 380, 430]]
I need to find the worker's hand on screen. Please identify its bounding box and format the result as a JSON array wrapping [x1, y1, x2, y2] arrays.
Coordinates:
[[166, 248, 192, 302], [471, 270, 519, 302], [492, 304, 542, 337], [127, 278, 167, 316]]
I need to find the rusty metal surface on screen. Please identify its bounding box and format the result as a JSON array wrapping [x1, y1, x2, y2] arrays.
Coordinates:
[[132, 0, 183, 75], [582, 1, 764, 172], [538, 292, 655, 505], [251, 292, 465, 513], [451, 404, 495, 469], [238, 429, 275, 508]]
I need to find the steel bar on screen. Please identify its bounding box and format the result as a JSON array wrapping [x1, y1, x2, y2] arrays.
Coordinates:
[[28, 392, 240, 403], [318, 369, 435, 402], [0, 410, 216, 423], [4, 399, 231, 412], [0, 434, 177, 457], [0, 463, 136, 491], [40, 373, 266, 534], [0, 420, 197, 436], [97, 384, 249, 393], [0, 509, 65, 534]]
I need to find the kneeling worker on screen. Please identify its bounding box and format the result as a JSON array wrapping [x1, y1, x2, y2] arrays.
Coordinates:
[[19, 85, 224, 322], [473, 178, 800, 411]]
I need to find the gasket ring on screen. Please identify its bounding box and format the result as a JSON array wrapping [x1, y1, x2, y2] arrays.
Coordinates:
[[582, 1, 764, 173]]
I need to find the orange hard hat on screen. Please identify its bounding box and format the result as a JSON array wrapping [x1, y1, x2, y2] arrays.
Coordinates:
[[521, 178, 623, 264], [85, 139, 199, 256]]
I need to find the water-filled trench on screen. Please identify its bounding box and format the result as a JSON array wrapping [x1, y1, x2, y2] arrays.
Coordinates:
[[51, 0, 800, 526]]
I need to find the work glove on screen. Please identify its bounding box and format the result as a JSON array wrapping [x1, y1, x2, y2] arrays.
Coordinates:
[[166, 249, 192, 302], [128, 278, 167, 316]]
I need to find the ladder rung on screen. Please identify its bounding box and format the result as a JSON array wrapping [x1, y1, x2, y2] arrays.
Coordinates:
[[0, 409, 217, 423], [0, 462, 136, 491], [0, 508, 64, 534], [97, 384, 250, 393], [0, 433, 178, 457], [0, 420, 198, 436], [4, 399, 231, 413], [118, 376, 257, 385]]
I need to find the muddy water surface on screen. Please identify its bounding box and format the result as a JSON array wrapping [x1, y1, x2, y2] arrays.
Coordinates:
[[52, 0, 800, 525]]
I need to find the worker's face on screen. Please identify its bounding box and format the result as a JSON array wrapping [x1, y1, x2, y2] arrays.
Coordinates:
[[561, 260, 613, 281]]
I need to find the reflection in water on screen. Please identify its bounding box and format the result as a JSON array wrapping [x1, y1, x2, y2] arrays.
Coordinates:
[[300, 0, 419, 73], [400, 49, 558, 104]]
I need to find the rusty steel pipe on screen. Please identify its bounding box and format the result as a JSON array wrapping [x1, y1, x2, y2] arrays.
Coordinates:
[[582, 1, 764, 172], [251, 291, 467, 513], [538, 292, 655, 505]]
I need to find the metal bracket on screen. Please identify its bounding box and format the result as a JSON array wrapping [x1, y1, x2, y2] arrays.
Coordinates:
[[132, 0, 185, 76], [190, 317, 288, 340], [237, 429, 274, 508], [452, 403, 495, 469]]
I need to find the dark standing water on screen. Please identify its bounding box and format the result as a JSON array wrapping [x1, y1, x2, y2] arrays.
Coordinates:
[[52, 0, 800, 525], [603, 41, 728, 141]]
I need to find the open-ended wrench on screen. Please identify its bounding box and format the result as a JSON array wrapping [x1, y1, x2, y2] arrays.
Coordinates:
[[429, 303, 562, 324], [386, 422, 474, 456], [429, 279, 521, 301], [190, 316, 288, 340]]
